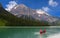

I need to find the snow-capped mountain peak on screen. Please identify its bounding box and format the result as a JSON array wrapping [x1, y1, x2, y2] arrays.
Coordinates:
[[13, 4, 27, 10], [9, 4, 58, 23]]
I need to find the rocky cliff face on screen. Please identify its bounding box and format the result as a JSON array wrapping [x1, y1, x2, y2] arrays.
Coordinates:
[[9, 4, 58, 23]]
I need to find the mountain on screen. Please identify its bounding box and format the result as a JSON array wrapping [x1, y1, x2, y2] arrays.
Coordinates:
[[10, 4, 37, 20], [10, 4, 58, 23], [0, 4, 50, 26]]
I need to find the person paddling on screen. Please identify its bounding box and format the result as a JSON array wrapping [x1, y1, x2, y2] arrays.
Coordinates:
[[40, 29, 46, 38], [40, 29, 46, 35]]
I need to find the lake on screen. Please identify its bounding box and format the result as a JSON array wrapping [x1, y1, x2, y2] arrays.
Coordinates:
[[0, 26, 60, 38]]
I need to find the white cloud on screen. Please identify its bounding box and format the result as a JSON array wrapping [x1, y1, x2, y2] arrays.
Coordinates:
[[49, 0, 58, 7], [5, 1, 17, 11], [42, 7, 50, 12], [36, 9, 50, 16], [47, 33, 60, 38], [36, 9, 46, 14]]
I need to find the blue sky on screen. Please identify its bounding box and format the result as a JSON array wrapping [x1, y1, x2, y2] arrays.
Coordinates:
[[0, 0, 60, 17]]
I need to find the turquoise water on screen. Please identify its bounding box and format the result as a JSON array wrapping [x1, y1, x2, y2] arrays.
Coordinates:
[[0, 27, 60, 38]]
